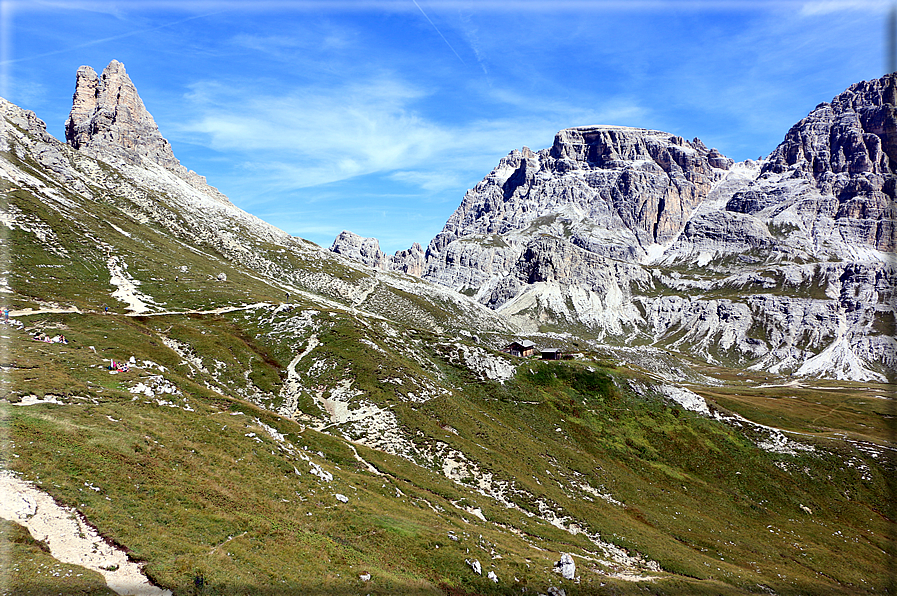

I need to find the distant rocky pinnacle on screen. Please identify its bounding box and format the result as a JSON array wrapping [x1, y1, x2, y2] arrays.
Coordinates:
[[330, 231, 425, 276], [64, 60, 226, 200]]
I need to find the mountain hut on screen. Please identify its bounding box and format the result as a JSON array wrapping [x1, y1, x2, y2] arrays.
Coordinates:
[[504, 340, 537, 357], [540, 348, 562, 360]]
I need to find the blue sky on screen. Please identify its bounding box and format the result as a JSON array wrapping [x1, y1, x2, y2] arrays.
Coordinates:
[[1, 0, 892, 252]]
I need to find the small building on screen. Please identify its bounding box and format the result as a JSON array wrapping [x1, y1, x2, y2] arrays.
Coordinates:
[[540, 348, 563, 360], [504, 340, 537, 357]]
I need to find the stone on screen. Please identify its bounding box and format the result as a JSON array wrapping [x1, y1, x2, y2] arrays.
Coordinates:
[[466, 559, 482, 575], [329, 231, 425, 276], [299, 75, 896, 381], [762, 74, 896, 251], [330, 231, 387, 269], [554, 553, 575, 580], [65, 61, 180, 170]]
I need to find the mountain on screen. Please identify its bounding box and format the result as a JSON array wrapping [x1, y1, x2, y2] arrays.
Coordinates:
[[333, 75, 897, 384], [1, 62, 894, 596]]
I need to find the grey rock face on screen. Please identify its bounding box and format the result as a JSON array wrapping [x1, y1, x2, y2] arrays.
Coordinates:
[[758, 73, 896, 251], [428, 127, 729, 263], [330, 231, 425, 276], [64, 60, 229, 203], [331, 76, 896, 381], [330, 231, 388, 269], [65, 61, 179, 170]]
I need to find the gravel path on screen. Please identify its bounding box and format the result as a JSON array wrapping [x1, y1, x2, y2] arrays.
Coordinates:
[[0, 470, 171, 596]]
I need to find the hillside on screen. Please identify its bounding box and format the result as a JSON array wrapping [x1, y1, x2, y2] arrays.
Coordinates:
[[0, 61, 894, 596]]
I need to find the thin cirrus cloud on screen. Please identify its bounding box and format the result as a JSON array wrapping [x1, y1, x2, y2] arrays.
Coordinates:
[[799, 0, 892, 16], [178, 74, 647, 197], [180, 77, 445, 188]]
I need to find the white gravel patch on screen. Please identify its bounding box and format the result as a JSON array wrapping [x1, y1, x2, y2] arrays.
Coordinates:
[[0, 470, 171, 595]]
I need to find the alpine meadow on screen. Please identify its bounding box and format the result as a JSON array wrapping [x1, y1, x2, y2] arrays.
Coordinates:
[[0, 56, 894, 596]]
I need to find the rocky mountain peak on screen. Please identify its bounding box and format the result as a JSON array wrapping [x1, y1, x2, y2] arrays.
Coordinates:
[[753, 72, 896, 251], [65, 60, 179, 170], [424, 124, 732, 264], [63, 60, 228, 202], [330, 231, 425, 276], [763, 73, 896, 182]]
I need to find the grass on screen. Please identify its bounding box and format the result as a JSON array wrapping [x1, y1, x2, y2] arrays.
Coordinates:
[[0, 519, 117, 596], [694, 381, 896, 445], [2, 107, 895, 595], [5, 310, 893, 594]]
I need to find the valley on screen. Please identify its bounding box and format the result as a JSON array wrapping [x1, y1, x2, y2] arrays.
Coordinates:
[[0, 61, 893, 595]]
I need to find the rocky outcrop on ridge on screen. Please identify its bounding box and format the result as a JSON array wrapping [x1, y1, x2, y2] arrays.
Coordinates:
[[330, 231, 425, 276], [64, 60, 229, 203]]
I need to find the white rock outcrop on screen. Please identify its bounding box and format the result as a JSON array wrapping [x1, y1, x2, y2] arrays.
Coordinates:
[[553, 552, 576, 580]]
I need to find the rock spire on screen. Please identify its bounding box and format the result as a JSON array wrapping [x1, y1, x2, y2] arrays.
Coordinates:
[[64, 60, 225, 199], [65, 60, 180, 170]]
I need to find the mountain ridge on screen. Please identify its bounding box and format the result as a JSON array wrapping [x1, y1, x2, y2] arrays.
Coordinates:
[[1, 59, 894, 596], [332, 74, 897, 384]]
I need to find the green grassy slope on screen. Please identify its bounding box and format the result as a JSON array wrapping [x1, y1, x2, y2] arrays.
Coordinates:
[[1, 102, 894, 596], [2, 307, 894, 595]]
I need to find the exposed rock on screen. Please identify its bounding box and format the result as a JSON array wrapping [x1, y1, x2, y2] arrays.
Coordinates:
[[330, 231, 387, 269], [466, 558, 482, 575], [65, 61, 179, 170], [64, 60, 230, 204], [761, 73, 896, 251], [428, 126, 728, 262], [553, 553, 576, 580], [391, 242, 425, 276], [330, 231, 425, 276], [315, 76, 897, 381]]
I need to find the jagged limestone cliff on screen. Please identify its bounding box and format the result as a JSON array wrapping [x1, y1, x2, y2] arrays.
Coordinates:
[[331, 74, 897, 382]]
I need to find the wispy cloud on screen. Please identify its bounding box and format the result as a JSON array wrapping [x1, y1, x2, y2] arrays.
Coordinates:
[[800, 0, 892, 16], [181, 76, 448, 189], [178, 73, 647, 200]]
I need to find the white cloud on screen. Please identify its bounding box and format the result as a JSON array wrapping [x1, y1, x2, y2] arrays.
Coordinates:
[[180, 76, 449, 187], [800, 0, 891, 16], [177, 71, 644, 197], [388, 169, 466, 192]]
